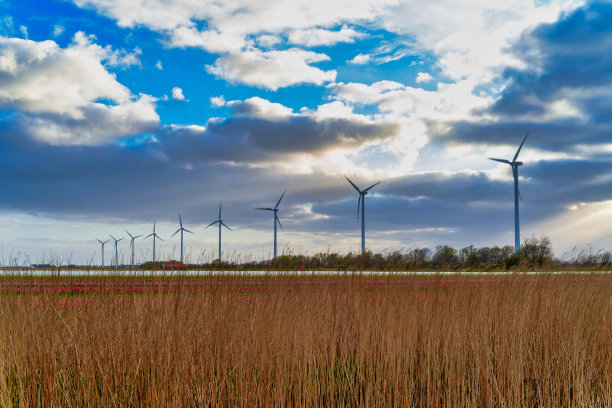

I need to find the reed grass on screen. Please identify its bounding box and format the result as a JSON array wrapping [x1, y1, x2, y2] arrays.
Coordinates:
[[0, 273, 610, 407]]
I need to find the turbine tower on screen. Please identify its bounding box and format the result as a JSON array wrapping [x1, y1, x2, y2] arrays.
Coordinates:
[[345, 176, 381, 254], [489, 132, 529, 253], [109, 234, 124, 268], [126, 230, 142, 269], [205, 202, 232, 261], [256, 191, 285, 259], [144, 221, 163, 263], [96, 238, 109, 268], [170, 214, 194, 264]]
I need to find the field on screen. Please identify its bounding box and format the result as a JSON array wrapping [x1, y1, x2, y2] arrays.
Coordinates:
[[0, 273, 610, 407]]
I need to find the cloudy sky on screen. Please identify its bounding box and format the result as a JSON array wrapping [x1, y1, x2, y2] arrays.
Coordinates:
[[1, 0, 611, 264]]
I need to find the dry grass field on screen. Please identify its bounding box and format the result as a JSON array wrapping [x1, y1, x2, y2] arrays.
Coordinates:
[[0, 273, 610, 407]]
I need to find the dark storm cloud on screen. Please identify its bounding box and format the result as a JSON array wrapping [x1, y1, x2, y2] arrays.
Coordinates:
[[160, 115, 398, 164], [446, 2, 612, 152]]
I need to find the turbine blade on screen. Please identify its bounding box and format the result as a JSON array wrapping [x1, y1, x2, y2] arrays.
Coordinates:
[[219, 202, 222, 220], [118, 238, 125, 242], [489, 158, 511, 165], [345, 176, 361, 193], [513, 132, 530, 162], [357, 195, 361, 220], [205, 220, 219, 228], [221, 222, 232, 231], [179, 213, 183, 228], [363, 181, 381, 192], [125, 230, 134, 239], [170, 229, 180, 238], [184, 229, 195, 234], [134, 235, 142, 239], [156, 235, 164, 241], [109, 234, 116, 241], [144, 234, 153, 239], [275, 191, 286, 209], [255, 207, 274, 211], [275, 214, 283, 231]]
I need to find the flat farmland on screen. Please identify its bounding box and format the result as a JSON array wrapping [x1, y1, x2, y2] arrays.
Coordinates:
[[0, 273, 610, 407]]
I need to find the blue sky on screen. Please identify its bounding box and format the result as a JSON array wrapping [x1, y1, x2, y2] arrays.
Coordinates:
[[1, 0, 611, 264]]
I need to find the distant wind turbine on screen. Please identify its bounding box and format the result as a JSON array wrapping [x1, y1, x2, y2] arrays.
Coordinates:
[[126, 230, 142, 269], [171, 214, 194, 263], [206, 202, 232, 261], [144, 221, 163, 262], [96, 238, 109, 268], [345, 176, 381, 254], [109, 234, 124, 268], [256, 191, 285, 259], [489, 132, 529, 253]]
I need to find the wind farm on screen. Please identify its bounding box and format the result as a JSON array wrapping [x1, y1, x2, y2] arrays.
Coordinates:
[[2, 0, 612, 405]]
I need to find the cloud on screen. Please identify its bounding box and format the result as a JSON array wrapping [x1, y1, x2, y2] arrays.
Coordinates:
[[161, 98, 399, 166], [416, 72, 433, 83], [288, 26, 363, 47], [379, 0, 578, 82], [206, 49, 337, 90], [0, 34, 158, 145], [52, 25, 65, 37], [443, 3, 612, 155], [70, 0, 393, 89], [349, 53, 370, 64], [171, 87, 186, 101]]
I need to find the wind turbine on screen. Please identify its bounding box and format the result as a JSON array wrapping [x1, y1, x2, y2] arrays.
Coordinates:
[[345, 176, 381, 254], [96, 238, 109, 268], [205, 202, 232, 261], [126, 230, 142, 269], [256, 191, 285, 259], [144, 221, 163, 262], [109, 234, 124, 268], [170, 214, 194, 264], [489, 132, 529, 253]]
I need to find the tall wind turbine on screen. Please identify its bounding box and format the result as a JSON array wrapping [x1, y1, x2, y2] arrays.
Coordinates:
[[489, 132, 529, 253], [96, 238, 109, 268], [126, 230, 142, 269], [205, 202, 232, 261], [345, 176, 381, 254], [170, 214, 194, 263], [144, 221, 163, 262], [109, 234, 124, 268], [256, 192, 285, 259]]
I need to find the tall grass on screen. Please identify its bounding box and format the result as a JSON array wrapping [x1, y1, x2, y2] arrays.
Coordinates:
[[0, 273, 610, 406]]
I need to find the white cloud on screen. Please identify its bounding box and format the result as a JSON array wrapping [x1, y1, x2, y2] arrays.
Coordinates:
[[227, 96, 294, 120], [256, 34, 281, 48], [0, 34, 159, 145], [210, 95, 226, 107], [52, 25, 65, 37], [155, 60, 163, 70], [380, 0, 580, 82], [288, 26, 363, 47], [416, 72, 433, 83], [349, 53, 370, 64], [206, 48, 337, 90], [171, 86, 186, 101], [19, 25, 27, 39]]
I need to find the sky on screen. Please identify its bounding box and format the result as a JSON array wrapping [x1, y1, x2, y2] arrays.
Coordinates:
[[1, 0, 611, 265]]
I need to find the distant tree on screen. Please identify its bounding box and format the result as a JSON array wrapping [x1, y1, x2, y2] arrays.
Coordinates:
[[433, 245, 458, 267], [519, 235, 554, 267]]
